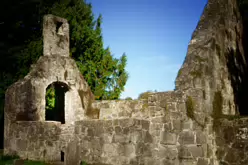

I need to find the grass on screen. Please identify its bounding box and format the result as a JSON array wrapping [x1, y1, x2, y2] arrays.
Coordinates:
[[0, 153, 89, 165], [0, 154, 48, 165]]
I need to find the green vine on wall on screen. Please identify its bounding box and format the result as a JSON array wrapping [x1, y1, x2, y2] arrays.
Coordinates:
[[185, 96, 205, 129]]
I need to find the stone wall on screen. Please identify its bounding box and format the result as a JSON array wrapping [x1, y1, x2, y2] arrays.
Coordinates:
[[4, 121, 62, 161], [93, 91, 187, 120], [7, 117, 212, 165], [92, 100, 150, 119], [175, 0, 243, 116], [74, 117, 212, 165], [215, 118, 248, 165], [5, 89, 216, 165]]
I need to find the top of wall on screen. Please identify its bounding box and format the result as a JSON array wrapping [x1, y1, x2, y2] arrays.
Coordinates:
[[43, 14, 70, 57]]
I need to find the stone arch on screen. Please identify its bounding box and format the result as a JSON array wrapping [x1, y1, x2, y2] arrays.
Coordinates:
[[45, 81, 69, 124]]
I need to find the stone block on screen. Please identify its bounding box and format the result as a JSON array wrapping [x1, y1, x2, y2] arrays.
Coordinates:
[[102, 133, 113, 143], [197, 158, 209, 165], [179, 160, 197, 165], [123, 127, 130, 134], [158, 145, 178, 160], [160, 131, 177, 145], [179, 131, 195, 145], [160, 159, 180, 165], [187, 145, 204, 158], [178, 146, 192, 159], [196, 131, 206, 144], [143, 157, 159, 165], [143, 131, 153, 143], [130, 131, 142, 143], [119, 118, 135, 127], [141, 120, 150, 130], [182, 120, 193, 130], [114, 126, 122, 134], [124, 144, 135, 157], [135, 142, 152, 156], [163, 122, 173, 131], [103, 144, 119, 156], [86, 128, 94, 137], [172, 120, 182, 131], [113, 134, 128, 143], [150, 116, 169, 123]]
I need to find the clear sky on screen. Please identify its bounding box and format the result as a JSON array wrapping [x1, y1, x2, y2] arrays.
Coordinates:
[[87, 0, 208, 99]]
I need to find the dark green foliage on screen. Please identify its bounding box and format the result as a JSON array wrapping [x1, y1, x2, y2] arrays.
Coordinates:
[[138, 90, 156, 100], [212, 91, 223, 118], [0, 154, 20, 161], [46, 87, 56, 111], [185, 96, 205, 128], [81, 161, 88, 165], [185, 96, 195, 120], [125, 97, 133, 100], [212, 91, 223, 131]]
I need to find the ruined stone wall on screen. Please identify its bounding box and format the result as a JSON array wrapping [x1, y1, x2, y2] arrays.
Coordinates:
[[4, 121, 62, 161], [6, 90, 214, 165], [74, 116, 211, 165], [75, 91, 214, 165], [92, 100, 150, 119], [93, 91, 187, 120], [215, 118, 248, 165], [5, 121, 77, 163], [175, 0, 244, 116]]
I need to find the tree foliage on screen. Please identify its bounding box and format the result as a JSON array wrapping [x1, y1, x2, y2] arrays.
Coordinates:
[[138, 90, 157, 100]]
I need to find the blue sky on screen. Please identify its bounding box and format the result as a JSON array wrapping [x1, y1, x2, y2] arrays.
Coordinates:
[[87, 0, 208, 99]]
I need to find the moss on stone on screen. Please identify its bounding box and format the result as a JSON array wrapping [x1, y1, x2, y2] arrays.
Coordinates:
[[222, 115, 242, 120], [195, 55, 207, 63], [141, 103, 149, 111], [185, 96, 205, 129], [212, 91, 223, 119], [212, 91, 223, 131], [190, 70, 202, 78], [186, 96, 195, 120], [177, 68, 183, 78]]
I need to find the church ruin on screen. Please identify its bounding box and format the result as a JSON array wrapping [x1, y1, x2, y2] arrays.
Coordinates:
[[4, 0, 248, 164]]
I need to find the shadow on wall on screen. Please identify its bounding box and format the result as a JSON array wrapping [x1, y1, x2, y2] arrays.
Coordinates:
[[226, 2, 248, 115], [227, 48, 248, 115]]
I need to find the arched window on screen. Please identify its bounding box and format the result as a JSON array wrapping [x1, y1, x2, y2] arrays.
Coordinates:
[[45, 82, 69, 124]]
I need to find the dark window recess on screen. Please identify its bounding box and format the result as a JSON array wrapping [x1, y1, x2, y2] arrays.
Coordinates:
[[45, 82, 69, 124]]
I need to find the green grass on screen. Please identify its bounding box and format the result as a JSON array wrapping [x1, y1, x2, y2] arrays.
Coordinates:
[[0, 160, 47, 165], [24, 160, 47, 165], [0, 153, 88, 165], [0, 154, 47, 165]]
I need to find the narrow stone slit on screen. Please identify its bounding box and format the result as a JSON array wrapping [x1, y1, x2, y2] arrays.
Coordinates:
[[61, 151, 64, 162]]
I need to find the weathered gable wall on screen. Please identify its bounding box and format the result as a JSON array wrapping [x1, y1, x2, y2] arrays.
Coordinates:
[[176, 0, 244, 116]]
